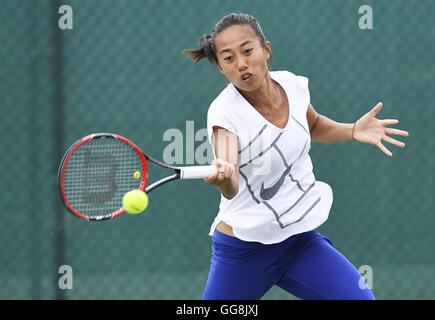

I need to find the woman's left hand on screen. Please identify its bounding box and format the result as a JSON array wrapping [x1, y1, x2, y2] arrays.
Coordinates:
[[353, 102, 409, 157]]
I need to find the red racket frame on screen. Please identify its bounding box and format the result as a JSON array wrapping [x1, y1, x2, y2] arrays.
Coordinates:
[[58, 133, 149, 221]]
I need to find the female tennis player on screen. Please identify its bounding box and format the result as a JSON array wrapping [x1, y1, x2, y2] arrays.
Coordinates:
[[184, 13, 408, 300]]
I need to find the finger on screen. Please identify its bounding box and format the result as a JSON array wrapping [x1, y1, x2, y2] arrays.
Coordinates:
[[225, 161, 234, 178], [218, 163, 225, 173], [225, 163, 235, 179], [206, 160, 224, 182], [213, 159, 226, 173], [371, 102, 383, 116], [214, 169, 225, 184], [380, 119, 399, 126], [222, 164, 231, 179], [382, 135, 405, 148], [377, 141, 392, 157], [204, 170, 219, 184], [385, 127, 409, 136], [214, 158, 225, 167], [218, 161, 229, 178], [228, 163, 236, 177]]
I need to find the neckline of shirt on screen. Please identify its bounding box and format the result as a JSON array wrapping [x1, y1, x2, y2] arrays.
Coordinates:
[[229, 71, 293, 131]]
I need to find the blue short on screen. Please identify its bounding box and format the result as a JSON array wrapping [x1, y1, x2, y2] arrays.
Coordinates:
[[202, 229, 375, 300]]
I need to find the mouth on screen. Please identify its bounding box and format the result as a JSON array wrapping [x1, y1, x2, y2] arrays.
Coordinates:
[[241, 73, 253, 83]]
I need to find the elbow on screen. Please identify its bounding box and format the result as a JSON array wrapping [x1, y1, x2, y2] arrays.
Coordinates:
[[311, 114, 321, 130], [223, 186, 239, 200], [309, 115, 323, 143], [220, 180, 239, 200], [224, 188, 239, 200]]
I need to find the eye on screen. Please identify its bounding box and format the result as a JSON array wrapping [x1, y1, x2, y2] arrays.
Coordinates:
[[224, 56, 233, 62], [244, 48, 253, 54]]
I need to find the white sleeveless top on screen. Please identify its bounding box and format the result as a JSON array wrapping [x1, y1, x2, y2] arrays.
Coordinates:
[[207, 70, 333, 244]]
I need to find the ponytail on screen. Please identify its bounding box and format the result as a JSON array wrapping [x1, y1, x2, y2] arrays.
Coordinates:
[[183, 34, 217, 65]]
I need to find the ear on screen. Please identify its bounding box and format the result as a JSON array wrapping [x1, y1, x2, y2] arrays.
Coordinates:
[[265, 41, 272, 60]]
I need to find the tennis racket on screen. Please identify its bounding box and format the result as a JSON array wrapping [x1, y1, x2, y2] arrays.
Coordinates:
[[57, 133, 217, 221]]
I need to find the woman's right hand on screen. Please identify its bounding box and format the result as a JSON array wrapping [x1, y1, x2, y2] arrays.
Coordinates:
[[204, 159, 235, 187]]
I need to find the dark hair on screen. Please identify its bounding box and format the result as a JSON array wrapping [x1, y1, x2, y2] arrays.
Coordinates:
[[183, 13, 271, 68]]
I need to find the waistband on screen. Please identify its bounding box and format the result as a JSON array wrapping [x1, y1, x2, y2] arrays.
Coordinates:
[[212, 228, 264, 248], [212, 228, 323, 249]]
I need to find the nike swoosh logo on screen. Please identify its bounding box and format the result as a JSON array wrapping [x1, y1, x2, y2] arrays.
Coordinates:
[[259, 166, 292, 200]]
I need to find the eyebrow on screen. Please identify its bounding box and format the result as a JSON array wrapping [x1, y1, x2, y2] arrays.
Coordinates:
[[218, 40, 254, 55]]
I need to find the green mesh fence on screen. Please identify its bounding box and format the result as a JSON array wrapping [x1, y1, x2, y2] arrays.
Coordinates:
[[0, 0, 433, 299]]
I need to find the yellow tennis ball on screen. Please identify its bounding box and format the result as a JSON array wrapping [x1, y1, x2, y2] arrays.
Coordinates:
[[122, 189, 148, 214], [133, 171, 141, 180]]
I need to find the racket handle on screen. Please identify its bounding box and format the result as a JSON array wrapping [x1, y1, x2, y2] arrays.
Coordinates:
[[180, 165, 217, 179]]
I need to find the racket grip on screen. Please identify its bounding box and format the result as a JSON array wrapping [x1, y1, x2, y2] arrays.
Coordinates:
[[180, 165, 217, 179]]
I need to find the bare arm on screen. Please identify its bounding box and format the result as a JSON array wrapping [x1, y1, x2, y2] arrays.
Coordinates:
[[204, 126, 239, 199], [307, 104, 353, 143], [307, 102, 409, 156]]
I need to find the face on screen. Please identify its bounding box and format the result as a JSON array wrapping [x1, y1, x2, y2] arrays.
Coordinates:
[[214, 24, 271, 92]]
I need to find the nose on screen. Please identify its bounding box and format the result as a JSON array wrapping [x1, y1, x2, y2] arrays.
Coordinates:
[[237, 56, 248, 71]]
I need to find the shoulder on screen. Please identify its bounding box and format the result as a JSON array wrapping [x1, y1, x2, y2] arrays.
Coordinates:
[[206, 84, 240, 136], [207, 83, 239, 117], [271, 70, 309, 90]]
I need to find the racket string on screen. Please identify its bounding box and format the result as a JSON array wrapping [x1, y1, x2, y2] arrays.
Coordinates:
[[63, 138, 144, 218]]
